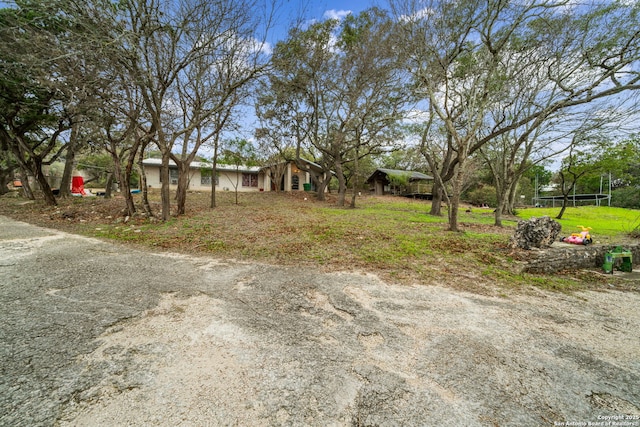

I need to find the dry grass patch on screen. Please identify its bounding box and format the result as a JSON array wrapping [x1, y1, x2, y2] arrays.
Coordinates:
[[1, 190, 631, 293]]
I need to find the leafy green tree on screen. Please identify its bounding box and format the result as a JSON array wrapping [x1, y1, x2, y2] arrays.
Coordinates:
[[466, 185, 497, 208], [579, 136, 640, 196], [0, 4, 69, 205], [257, 19, 338, 202], [523, 164, 552, 192], [377, 147, 426, 172], [393, 0, 640, 231], [259, 8, 408, 207], [386, 172, 411, 194], [0, 1, 107, 205]]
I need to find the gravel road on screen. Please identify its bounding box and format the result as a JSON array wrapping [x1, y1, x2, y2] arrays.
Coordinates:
[[1, 215, 639, 426]]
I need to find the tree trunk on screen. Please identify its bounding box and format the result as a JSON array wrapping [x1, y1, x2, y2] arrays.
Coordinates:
[[494, 190, 506, 227], [314, 172, 328, 201], [0, 160, 12, 196], [315, 175, 328, 201], [350, 185, 357, 208], [423, 148, 451, 217], [59, 153, 76, 197], [160, 152, 171, 221], [175, 161, 190, 215], [350, 148, 360, 209], [556, 185, 573, 220], [447, 163, 465, 232], [493, 176, 508, 227], [556, 200, 568, 219], [19, 169, 35, 200], [138, 148, 153, 216], [556, 174, 575, 220], [210, 141, 219, 208], [120, 147, 140, 217], [104, 172, 114, 198], [430, 181, 443, 216], [59, 124, 80, 198], [120, 159, 135, 217], [506, 179, 519, 214], [111, 153, 122, 199], [33, 158, 57, 206], [335, 159, 347, 207], [448, 191, 460, 232], [234, 167, 239, 205]]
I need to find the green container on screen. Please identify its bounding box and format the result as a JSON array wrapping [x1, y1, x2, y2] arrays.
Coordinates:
[[303, 183, 311, 191], [603, 246, 633, 274]]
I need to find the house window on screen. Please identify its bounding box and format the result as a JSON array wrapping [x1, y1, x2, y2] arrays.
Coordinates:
[[160, 168, 179, 185], [292, 174, 299, 190], [200, 170, 219, 186], [242, 173, 258, 187], [170, 169, 178, 185]]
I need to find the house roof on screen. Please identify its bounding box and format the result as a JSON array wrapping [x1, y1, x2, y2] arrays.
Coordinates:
[[142, 157, 261, 173], [366, 168, 433, 183], [260, 158, 322, 171]]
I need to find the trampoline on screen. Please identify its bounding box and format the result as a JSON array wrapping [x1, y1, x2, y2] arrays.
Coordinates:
[[533, 193, 611, 207]]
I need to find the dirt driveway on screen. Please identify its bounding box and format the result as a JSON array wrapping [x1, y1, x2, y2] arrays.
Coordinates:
[[1, 215, 639, 426]]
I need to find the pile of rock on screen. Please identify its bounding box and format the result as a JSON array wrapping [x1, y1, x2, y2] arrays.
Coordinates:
[[511, 216, 561, 250]]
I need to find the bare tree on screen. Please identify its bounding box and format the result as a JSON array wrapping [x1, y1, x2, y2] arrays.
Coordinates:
[[221, 139, 256, 205], [88, 0, 274, 220], [393, 0, 640, 231], [556, 143, 592, 220]]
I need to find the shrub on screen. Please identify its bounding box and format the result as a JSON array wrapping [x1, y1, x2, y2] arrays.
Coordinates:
[[465, 185, 497, 207], [611, 187, 640, 209]]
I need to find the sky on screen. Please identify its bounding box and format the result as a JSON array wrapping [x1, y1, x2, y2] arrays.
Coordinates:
[[269, 0, 382, 42], [285, 0, 375, 20]]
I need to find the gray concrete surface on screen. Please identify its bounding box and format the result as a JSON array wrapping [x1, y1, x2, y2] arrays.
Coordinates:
[[1, 215, 639, 426]]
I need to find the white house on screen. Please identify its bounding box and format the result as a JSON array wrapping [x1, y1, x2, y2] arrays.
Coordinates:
[[142, 157, 330, 193], [142, 158, 264, 192]]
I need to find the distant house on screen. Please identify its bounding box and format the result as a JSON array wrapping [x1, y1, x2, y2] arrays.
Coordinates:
[[142, 158, 264, 192], [260, 158, 331, 192], [366, 168, 433, 197], [142, 157, 330, 193]]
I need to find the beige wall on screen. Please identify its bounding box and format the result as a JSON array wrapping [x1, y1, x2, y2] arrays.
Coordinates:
[[145, 166, 263, 192], [145, 167, 161, 189]]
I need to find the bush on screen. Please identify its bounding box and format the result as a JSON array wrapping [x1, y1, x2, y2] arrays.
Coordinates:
[[611, 187, 640, 209], [465, 185, 497, 207]]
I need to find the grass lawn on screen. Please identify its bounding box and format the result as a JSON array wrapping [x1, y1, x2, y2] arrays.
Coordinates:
[[516, 205, 640, 244], [1, 190, 637, 293]]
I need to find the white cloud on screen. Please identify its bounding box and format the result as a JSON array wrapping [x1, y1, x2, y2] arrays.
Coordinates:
[[249, 38, 273, 56], [323, 9, 352, 21]]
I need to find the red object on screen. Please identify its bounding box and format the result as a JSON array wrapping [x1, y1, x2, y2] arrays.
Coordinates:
[[71, 176, 86, 195]]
